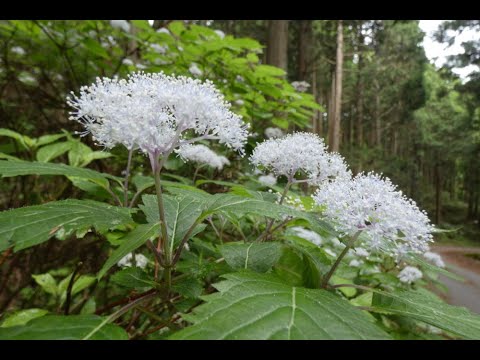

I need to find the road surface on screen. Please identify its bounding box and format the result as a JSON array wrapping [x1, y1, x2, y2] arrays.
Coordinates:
[[431, 245, 480, 314]]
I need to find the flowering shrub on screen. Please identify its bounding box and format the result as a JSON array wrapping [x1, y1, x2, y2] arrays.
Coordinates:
[[0, 20, 479, 341]]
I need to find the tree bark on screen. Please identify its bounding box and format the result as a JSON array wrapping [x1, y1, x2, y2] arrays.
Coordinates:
[[297, 20, 312, 81], [435, 161, 441, 224], [329, 20, 344, 152], [266, 20, 289, 72]]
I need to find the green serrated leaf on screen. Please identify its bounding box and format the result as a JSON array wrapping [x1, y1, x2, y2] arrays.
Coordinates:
[[220, 242, 283, 272], [370, 288, 480, 339], [98, 223, 159, 279], [170, 271, 390, 340], [0, 315, 128, 340], [172, 276, 203, 299], [111, 267, 156, 289], [0, 159, 121, 184], [0, 200, 133, 252], [0, 309, 49, 328]]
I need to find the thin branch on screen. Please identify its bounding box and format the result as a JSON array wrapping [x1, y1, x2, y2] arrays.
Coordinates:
[[123, 148, 134, 207]]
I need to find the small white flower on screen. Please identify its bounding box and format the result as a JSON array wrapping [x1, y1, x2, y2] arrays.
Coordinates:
[[236, 75, 245, 83], [189, 63, 203, 77], [214, 29, 225, 39], [18, 72, 36, 84], [349, 259, 363, 267], [122, 58, 134, 66], [136, 63, 147, 70], [423, 251, 445, 268], [258, 174, 277, 187], [110, 20, 131, 33], [234, 99, 244, 106], [11, 46, 25, 55], [150, 43, 168, 54], [157, 28, 170, 34], [177, 144, 230, 170], [354, 247, 369, 258], [291, 81, 310, 92], [117, 253, 148, 269], [313, 172, 434, 257], [251, 132, 351, 185], [264, 127, 284, 139], [398, 266, 423, 284], [291, 227, 322, 246]]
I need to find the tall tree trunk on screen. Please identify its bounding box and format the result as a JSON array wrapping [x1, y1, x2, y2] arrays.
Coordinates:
[[297, 20, 312, 81], [434, 161, 441, 224], [355, 44, 364, 147], [328, 72, 336, 146], [374, 80, 381, 147], [312, 66, 319, 133], [329, 20, 344, 152], [266, 20, 289, 72]]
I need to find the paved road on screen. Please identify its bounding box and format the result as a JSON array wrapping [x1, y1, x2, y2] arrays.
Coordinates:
[[432, 245, 480, 314]]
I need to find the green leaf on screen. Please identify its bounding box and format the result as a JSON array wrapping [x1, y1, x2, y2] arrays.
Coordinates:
[[80, 151, 112, 167], [0, 128, 32, 150], [202, 193, 334, 236], [0, 309, 49, 328], [111, 267, 156, 289], [410, 254, 464, 282], [220, 242, 283, 272], [36, 133, 67, 147], [172, 276, 203, 299], [0, 159, 120, 183], [32, 274, 58, 296], [140, 194, 204, 248], [58, 275, 96, 304], [274, 247, 306, 286], [0, 315, 128, 340], [36, 141, 73, 162], [68, 141, 93, 167], [82, 38, 110, 59], [132, 174, 155, 193], [0, 200, 133, 252], [98, 223, 159, 279], [170, 272, 390, 340], [370, 288, 480, 339]]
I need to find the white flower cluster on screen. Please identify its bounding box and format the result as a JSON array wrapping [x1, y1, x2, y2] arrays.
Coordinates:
[[150, 43, 168, 54], [354, 247, 370, 257], [264, 127, 284, 139], [117, 253, 148, 269], [189, 63, 203, 77], [291, 81, 310, 93], [250, 132, 351, 185], [423, 251, 445, 268], [398, 266, 423, 284], [313, 172, 434, 257], [258, 174, 277, 187], [11, 46, 25, 56], [110, 20, 131, 33], [349, 259, 363, 267], [176, 144, 230, 170], [290, 226, 323, 246], [67, 72, 249, 158]]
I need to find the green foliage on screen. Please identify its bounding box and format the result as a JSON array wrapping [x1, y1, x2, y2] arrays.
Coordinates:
[[170, 272, 390, 340], [0, 315, 128, 340], [0, 309, 49, 328], [220, 242, 283, 272], [0, 199, 133, 251], [371, 288, 480, 339]]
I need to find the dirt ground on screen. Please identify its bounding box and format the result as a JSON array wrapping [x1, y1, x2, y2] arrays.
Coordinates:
[[430, 245, 480, 314]]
